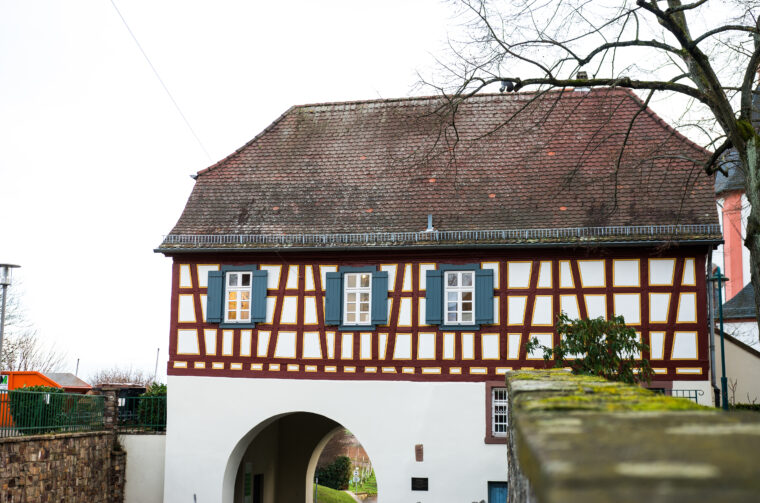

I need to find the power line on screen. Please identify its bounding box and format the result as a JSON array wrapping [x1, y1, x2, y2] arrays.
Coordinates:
[[109, 0, 212, 162]]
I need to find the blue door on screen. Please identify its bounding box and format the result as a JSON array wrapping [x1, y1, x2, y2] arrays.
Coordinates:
[[488, 482, 508, 503]]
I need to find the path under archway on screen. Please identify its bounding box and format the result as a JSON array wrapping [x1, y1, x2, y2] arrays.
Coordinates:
[[231, 412, 373, 503]]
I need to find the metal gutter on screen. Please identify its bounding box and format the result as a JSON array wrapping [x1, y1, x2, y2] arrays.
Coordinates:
[[155, 237, 722, 255]]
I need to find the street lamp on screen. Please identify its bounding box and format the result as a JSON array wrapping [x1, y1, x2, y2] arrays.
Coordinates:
[[708, 266, 729, 411], [0, 264, 20, 370]]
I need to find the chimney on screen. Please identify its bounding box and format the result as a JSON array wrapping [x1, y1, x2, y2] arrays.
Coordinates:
[[575, 71, 590, 92]]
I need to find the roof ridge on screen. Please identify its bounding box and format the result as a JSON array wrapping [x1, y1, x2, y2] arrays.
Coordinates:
[[289, 87, 631, 110]]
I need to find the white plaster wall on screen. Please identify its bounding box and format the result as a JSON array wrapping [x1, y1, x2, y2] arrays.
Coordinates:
[[163, 376, 507, 503], [122, 434, 166, 503], [670, 380, 713, 407], [713, 331, 760, 404]]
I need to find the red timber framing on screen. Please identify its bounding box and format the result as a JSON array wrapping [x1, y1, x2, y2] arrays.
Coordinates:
[[166, 247, 709, 382]]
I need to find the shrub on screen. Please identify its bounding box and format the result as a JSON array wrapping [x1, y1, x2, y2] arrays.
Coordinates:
[[316, 456, 351, 490], [8, 385, 66, 434], [525, 313, 653, 384], [137, 382, 167, 430], [733, 403, 760, 412]]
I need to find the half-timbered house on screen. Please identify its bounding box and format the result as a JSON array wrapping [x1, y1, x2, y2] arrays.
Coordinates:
[[157, 88, 721, 503]]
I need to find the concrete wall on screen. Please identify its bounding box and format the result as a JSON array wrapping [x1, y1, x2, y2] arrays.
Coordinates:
[[506, 370, 760, 503], [164, 375, 507, 503], [0, 431, 124, 503], [122, 434, 166, 503]]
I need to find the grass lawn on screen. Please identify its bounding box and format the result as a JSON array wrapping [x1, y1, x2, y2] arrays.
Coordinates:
[[313, 484, 356, 503], [349, 471, 377, 495]]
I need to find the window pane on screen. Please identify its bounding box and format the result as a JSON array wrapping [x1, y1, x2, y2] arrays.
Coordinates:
[[447, 313, 457, 322], [462, 273, 473, 286], [462, 302, 472, 311], [347, 302, 356, 313], [447, 292, 457, 302], [360, 313, 369, 323], [228, 302, 236, 310], [228, 312, 237, 320], [360, 274, 370, 287], [360, 292, 369, 302], [346, 313, 355, 322], [360, 302, 369, 313], [241, 274, 251, 286], [347, 293, 356, 302], [241, 301, 250, 310], [228, 291, 237, 300], [241, 291, 250, 300], [462, 312, 473, 322], [229, 274, 238, 286], [347, 274, 356, 288], [447, 302, 457, 312], [447, 273, 458, 286], [241, 310, 249, 319], [462, 291, 472, 301]]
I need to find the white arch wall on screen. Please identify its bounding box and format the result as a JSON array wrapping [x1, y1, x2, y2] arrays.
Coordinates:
[[163, 375, 508, 503]]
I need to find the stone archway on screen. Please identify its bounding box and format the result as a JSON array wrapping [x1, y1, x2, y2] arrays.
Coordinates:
[[228, 412, 376, 503]]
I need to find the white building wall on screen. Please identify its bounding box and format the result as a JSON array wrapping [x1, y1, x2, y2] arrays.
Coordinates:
[[163, 375, 507, 503], [122, 434, 166, 503], [713, 330, 760, 404]]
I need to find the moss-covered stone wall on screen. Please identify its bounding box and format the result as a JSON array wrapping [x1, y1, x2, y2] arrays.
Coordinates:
[[506, 370, 760, 503]]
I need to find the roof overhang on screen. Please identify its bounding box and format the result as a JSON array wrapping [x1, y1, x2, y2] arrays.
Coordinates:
[[156, 224, 722, 254]]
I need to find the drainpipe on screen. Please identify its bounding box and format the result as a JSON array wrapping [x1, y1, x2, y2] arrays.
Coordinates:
[[707, 249, 718, 406]]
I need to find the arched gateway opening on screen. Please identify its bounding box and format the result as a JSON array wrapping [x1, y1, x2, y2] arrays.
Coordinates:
[[227, 412, 377, 503]]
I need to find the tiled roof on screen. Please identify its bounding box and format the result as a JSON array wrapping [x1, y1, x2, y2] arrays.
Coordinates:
[[43, 373, 91, 389], [723, 283, 756, 320], [160, 88, 719, 250]]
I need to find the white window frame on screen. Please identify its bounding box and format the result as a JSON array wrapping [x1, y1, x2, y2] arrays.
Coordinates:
[[343, 272, 372, 326], [491, 387, 508, 437], [224, 271, 253, 323], [444, 270, 475, 325]]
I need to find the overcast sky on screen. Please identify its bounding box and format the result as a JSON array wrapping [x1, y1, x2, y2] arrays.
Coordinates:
[[0, 0, 457, 382]]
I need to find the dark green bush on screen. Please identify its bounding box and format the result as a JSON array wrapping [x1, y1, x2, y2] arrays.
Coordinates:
[[316, 456, 351, 490], [8, 386, 66, 434], [137, 382, 167, 430], [733, 403, 760, 412]]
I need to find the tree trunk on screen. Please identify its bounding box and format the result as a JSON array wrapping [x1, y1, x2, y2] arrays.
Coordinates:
[[741, 138, 760, 344]]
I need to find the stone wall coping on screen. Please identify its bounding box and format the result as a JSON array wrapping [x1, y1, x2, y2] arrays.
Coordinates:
[[0, 430, 111, 445], [506, 370, 760, 503]]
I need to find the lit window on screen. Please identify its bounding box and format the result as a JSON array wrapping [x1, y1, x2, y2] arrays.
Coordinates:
[[444, 271, 474, 324], [343, 272, 372, 325], [492, 387, 508, 437], [225, 272, 252, 323]]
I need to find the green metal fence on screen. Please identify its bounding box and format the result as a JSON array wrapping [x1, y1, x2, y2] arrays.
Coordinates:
[[0, 389, 105, 438], [117, 396, 166, 431]]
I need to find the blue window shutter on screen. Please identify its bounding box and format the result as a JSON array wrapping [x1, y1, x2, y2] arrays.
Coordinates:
[[206, 271, 224, 323], [475, 269, 495, 325], [371, 271, 388, 325], [425, 270, 443, 325], [325, 272, 343, 325], [251, 270, 268, 322]]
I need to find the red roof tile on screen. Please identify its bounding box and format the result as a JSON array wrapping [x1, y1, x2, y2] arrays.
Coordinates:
[[161, 88, 719, 249]]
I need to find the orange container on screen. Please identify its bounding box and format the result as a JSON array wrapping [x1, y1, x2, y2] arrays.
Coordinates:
[[0, 371, 62, 428]]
